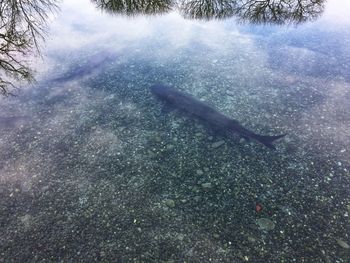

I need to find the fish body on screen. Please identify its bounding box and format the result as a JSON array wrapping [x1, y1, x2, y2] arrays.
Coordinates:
[[151, 84, 286, 149]]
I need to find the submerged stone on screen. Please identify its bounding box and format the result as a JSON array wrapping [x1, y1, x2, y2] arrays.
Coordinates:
[[166, 144, 174, 150], [164, 199, 175, 208], [336, 239, 350, 249], [196, 169, 203, 175], [211, 140, 225, 148], [226, 90, 235, 96], [19, 214, 33, 230], [193, 196, 201, 202], [256, 218, 275, 230], [201, 182, 212, 189]]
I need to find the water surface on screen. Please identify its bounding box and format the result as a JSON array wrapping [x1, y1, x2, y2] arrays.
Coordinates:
[[0, 0, 349, 261]]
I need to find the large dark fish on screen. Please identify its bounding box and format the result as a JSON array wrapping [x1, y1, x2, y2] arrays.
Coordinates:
[[151, 84, 286, 150]]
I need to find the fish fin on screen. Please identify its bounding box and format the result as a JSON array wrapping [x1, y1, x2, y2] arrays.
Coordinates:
[[254, 134, 287, 150]]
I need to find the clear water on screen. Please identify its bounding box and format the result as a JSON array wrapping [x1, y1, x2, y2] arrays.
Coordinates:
[[1, 0, 350, 261]]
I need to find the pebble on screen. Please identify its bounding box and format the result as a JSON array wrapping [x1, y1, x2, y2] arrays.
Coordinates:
[[147, 150, 156, 158], [177, 234, 185, 241], [104, 94, 115, 100], [164, 199, 175, 208], [247, 236, 256, 242], [226, 90, 235, 96], [211, 140, 225, 148], [196, 169, 204, 175], [166, 144, 174, 150], [336, 239, 350, 249], [256, 218, 275, 230], [191, 186, 199, 193], [20, 214, 33, 230], [194, 196, 201, 202], [201, 182, 212, 189]]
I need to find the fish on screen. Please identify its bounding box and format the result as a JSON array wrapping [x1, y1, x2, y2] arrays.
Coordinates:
[[151, 84, 286, 150]]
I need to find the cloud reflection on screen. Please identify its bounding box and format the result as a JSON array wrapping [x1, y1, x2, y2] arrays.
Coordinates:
[[1, 0, 350, 261]]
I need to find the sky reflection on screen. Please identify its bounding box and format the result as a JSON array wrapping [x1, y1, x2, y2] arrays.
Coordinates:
[[1, 0, 350, 261]]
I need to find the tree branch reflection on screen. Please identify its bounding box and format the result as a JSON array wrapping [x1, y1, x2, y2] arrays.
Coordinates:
[[234, 0, 325, 24], [93, 0, 326, 23], [178, 0, 237, 20], [92, 0, 173, 16], [0, 0, 58, 95]]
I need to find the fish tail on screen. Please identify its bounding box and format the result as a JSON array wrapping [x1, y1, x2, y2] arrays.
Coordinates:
[[254, 134, 287, 150]]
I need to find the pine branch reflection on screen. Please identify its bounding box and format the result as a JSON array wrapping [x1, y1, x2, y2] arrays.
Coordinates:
[[0, 0, 58, 95], [93, 0, 325, 23], [234, 0, 325, 24], [91, 0, 173, 16]]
